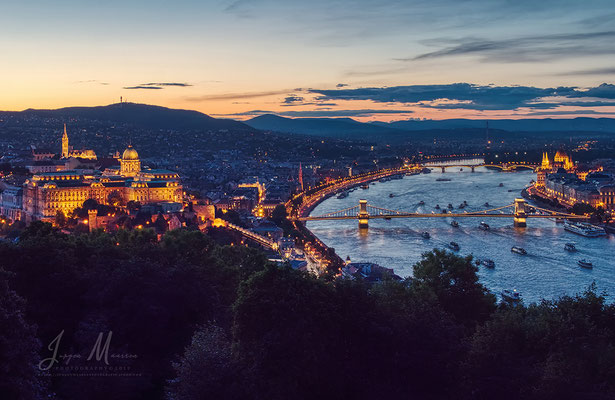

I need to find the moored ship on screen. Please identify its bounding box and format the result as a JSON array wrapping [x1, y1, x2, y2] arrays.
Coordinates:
[[564, 221, 606, 237]]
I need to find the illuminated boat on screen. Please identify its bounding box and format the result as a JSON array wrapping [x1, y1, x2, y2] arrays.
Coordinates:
[[481, 259, 495, 268], [511, 246, 527, 255], [564, 221, 606, 237]]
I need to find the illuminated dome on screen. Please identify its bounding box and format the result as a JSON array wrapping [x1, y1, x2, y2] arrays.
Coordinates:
[[122, 145, 139, 160]]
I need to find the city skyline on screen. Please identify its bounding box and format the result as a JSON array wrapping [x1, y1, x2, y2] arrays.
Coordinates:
[[2, 0, 615, 121]]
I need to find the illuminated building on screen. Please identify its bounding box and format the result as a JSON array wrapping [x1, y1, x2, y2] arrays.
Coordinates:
[[22, 145, 182, 222], [61, 124, 97, 160]]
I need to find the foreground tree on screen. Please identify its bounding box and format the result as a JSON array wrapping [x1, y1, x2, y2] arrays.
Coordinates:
[[166, 325, 243, 400], [411, 249, 496, 326], [0, 277, 44, 400]]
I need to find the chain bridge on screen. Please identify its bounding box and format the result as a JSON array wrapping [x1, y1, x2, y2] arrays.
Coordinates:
[[300, 198, 588, 228]]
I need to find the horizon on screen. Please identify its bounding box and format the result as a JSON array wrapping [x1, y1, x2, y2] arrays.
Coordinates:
[[2, 1, 615, 122], [4, 101, 615, 123]]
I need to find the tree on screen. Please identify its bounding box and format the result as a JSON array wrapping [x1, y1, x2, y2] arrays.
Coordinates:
[[411, 249, 496, 326], [0, 277, 45, 400], [107, 190, 123, 207], [166, 325, 243, 400], [54, 210, 67, 228], [82, 199, 98, 211]]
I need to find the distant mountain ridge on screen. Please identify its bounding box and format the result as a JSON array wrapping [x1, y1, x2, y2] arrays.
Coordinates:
[[373, 117, 615, 132], [8, 102, 254, 132], [246, 114, 615, 142], [245, 114, 408, 141]]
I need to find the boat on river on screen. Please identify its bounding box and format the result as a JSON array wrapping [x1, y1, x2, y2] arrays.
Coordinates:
[[564, 243, 577, 252], [389, 193, 395, 198], [418, 200, 425, 206], [578, 259, 593, 269], [511, 246, 527, 255], [501, 289, 521, 302], [336, 192, 348, 199], [564, 221, 606, 237], [479, 222, 490, 231], [435, 204, 440, 210], [448, 241, 460, 251], [421, 232, 431, 239], [451, 220, 459, 228], [481, 259, 495, 268], [436, 178, 452, 182], [361, 183, 369, 190]]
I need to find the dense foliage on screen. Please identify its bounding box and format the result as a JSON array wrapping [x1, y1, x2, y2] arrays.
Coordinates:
[[0, 225, 614, 400]]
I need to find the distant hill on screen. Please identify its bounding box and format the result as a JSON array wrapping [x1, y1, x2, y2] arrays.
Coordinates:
[[245, 114, 408, 141], [13, 102, 254, 132], [245, 114, 615, 143], [374, 117, 615, 133]]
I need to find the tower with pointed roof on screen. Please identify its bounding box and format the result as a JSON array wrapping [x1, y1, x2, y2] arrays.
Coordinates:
[[541, 152, 551, 170], [61, 124, 69, 158]]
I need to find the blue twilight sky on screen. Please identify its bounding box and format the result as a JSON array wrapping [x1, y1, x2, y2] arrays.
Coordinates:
[[2, 0, 615, 120]]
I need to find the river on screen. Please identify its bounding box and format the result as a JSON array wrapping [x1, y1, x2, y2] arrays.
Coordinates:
[[307, 165, 615, 303]]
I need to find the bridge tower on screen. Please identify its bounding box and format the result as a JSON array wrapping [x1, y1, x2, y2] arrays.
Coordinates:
[[358, 199, 369, 229], [513, 198, 527, 228]]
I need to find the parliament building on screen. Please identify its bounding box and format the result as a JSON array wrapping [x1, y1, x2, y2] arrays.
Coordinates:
[[22, 128, 182, 222]]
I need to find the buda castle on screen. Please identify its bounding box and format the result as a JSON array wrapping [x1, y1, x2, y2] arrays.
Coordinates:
[[21, 126, 183, 222]]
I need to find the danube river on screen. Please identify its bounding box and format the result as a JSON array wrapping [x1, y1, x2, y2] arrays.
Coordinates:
[[307, 166, 615, 303]]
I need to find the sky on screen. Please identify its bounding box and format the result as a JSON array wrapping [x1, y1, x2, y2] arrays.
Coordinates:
[[2, 0, 615, 121]]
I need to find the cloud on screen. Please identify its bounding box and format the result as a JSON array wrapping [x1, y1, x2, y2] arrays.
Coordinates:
[[521, 110, 615, 116], [556, 67, 615, 76], [141, 82, 192, 87], [283, 95, 304, 104], [570, 83, 615, 99], [123, 82, 192, 90], [123, 86, 164, 90], [224, 109, 414, 118], [406, 31, 615, 63], [186, 89, 292, 101], [336, 83, 349, 88], [309, 83, 615, 111]]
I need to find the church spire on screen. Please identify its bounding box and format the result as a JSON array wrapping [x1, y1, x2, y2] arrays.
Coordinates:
[[61, 124, 69, 158]]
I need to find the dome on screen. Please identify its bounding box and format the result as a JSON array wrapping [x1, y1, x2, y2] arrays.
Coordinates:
[[122, 145, 139, 160]]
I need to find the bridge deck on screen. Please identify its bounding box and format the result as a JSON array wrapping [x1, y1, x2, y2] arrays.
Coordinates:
[[301, 213, 586, 221]]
